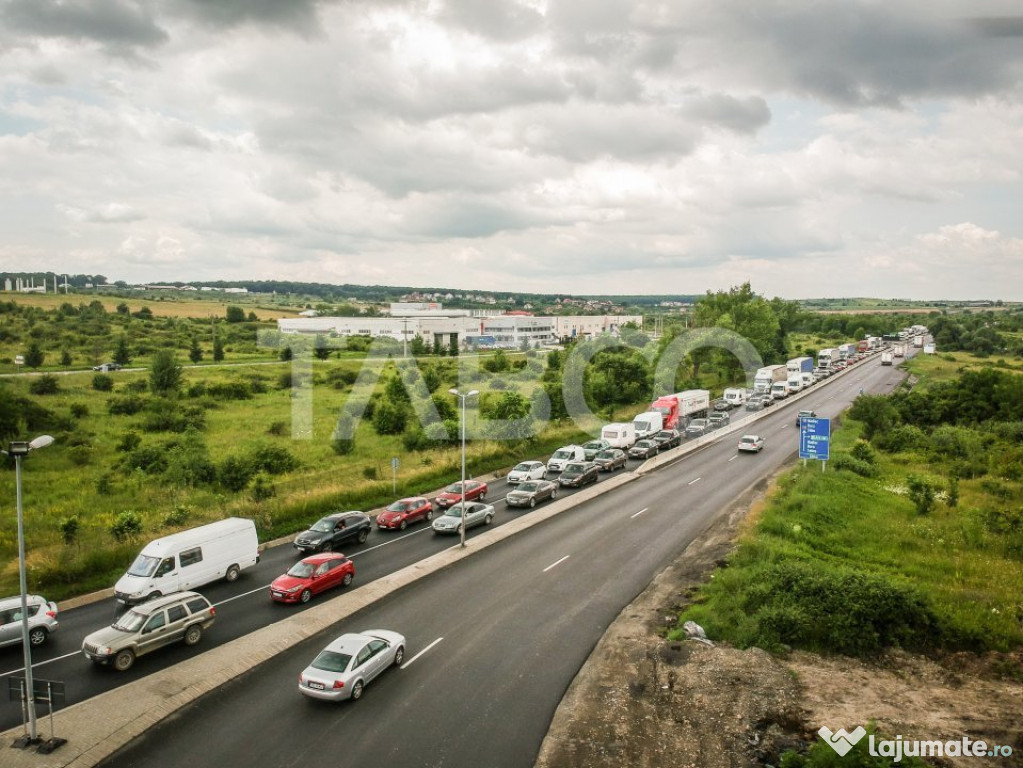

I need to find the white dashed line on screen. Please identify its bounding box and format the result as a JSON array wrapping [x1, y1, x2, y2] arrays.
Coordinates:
[[631, 507, 648, 519], [688, 477, 702, 486], [543, 555, 570, 573], [401, 637, 443, 670]]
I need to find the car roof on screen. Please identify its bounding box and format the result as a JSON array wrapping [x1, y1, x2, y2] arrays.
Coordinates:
[[299, 552, 347, 565], [324, 632, 380, 654], [0, 595, 48, 609], [129, 591, 207, 613], [394, 497, 425, 503], [740, 434, 761, 440]]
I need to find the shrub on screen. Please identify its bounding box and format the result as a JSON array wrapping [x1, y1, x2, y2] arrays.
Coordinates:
[[266, 420, 288, 436], [95, 472, 114, 495], [187, 382, 207, 398], [122, 445, 168, 474], [250, 472, 276, 501], [29, 375, 60, 395], [108, 395, 147, 416], [372, 400, 407, 435], [70, 403, 89, 419], [110, 510, 144, 542], [162, 505, 190, 527], [849, 440, 877, 465], [326, 368, 358, 389], [331, 412, 356, 455], [68, 444, 92, 466], [219, 456, 254, 492], [362, 466, 378, 480], [59, 515, 80, 546], [831, 454, 877, 478], [92, 374, 114, 392], [205, 381, 253, 400], [124, 378, 149, 393], [117, 431, 142, 453], [247, 443, 299, 475], [906, 474, 937, 515], [149, 349, 182, 395], [947, 476, 959, 508], [874, 424, 925, 453]]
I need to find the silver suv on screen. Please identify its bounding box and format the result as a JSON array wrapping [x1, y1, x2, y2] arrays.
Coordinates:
[[0, 595, 59, 647], [82, 591, 215, 671]]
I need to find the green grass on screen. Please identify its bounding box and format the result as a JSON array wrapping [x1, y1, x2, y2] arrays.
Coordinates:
[[676, 416, 1023, 656]]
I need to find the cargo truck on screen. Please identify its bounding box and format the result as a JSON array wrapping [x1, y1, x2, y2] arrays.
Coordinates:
[[913, 335, 924, 348], [881, 351, 894, 365], [754, 364, 787, 393], [649, 389, 710, 430], [857, 340, 870, 353], [786, 357, 813, 377], [893, 343, 906, 358], [818, 348, 838, 369], [838, 343, 856, 360]]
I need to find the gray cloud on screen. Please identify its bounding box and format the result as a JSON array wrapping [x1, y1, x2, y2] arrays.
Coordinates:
[[1, 0, 168, 48], [167, 0, 322, 32]]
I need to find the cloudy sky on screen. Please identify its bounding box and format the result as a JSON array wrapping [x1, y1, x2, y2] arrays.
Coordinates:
[[2, 0, 1023, 300]]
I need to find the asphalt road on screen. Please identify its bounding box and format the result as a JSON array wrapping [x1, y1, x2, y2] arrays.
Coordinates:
[[92, 354, 909, 768]]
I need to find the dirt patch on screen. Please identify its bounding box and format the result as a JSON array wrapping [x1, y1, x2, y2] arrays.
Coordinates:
[[535, 472, 1023, 768]]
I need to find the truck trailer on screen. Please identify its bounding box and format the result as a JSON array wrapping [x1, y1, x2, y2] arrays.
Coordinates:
[[649, 389, 710, 430], [754, 365, 788, 394]]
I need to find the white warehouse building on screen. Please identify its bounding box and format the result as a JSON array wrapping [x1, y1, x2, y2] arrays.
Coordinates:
[[277, 305, 641, 349]]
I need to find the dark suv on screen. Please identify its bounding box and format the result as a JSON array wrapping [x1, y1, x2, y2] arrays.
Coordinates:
[[294, 511, 372, 554]]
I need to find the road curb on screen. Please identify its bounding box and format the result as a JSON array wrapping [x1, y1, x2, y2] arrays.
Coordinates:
[[2, 471, 637, 768]]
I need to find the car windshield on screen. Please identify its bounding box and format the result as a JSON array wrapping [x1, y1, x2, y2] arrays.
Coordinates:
[[689, 419, 707, 428], [517, 482, 539, 492], [444, 483, 465, 493], [444, 504, 472, 516], [552, 449, 573, 459], [741, 437, 756, 444], [635, 441, 651, 448], [387, 501, 410, 512], [287, 562, 315, 578], [655, 432, 672, 439], [563, 463, 585, 473], [126, 554, 161, 578], [112, 609, 148, 632], [311, 650, 352, 673], [583, 442, 602, 449], [309, 518, 336, 533], [595, 450, 616, 459], [512, 463, 532, 472]]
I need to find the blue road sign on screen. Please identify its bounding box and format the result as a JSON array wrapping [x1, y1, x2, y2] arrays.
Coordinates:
[[799, 417, 831, 461]]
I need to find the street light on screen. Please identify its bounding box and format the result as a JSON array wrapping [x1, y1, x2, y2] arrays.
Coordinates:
[[4, 434, 54, 746], [448, 388, 479, 548]]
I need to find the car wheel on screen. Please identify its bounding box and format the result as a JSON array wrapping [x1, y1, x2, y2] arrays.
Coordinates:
[[484, 514, 493, 525], [225, 565, 240, 583], [183, 624, 203, 646], [541, 471, 547, 480], [350, 680, 364, 701], [29, 627, 47, 646], [114, 649, 135, 672], [146, 591, 162, 602], [320, 542, 333, 553], [426, 509, 434, 521], [393, 645, 405, 667], [357, 528, 369, 544], [342, 571, 353, 587], [478, 490, 487, 501], [399, 520, 408, 531], [529, 498, 536, 509], [551, 488, 558, 499], [299, 589, 312, 604]]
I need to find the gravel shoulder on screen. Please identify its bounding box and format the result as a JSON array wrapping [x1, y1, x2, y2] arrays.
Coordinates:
[[535, 472, 1023, 768]]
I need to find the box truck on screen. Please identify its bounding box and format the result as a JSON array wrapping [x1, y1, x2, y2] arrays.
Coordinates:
[[632, 411, 664, 439], [893, 343, 906, 358], [650, 389, 710, 430], [881, 351, 894, 366], [786, 357, 813, 377], [838, 343, 856, 360], [818, 348, 838, 369], [601, 423, 637, 449], [914, 335, 924, 348], [856, 340, 870, 353], [114, 518, 259, 605], [754, 365, 787, 393]]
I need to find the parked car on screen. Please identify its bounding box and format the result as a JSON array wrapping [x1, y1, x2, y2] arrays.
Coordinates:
[[270, 553, 354, 604], [506, 461, 547, 484], [433, 480, 487, 509], [651, 429, 681, 450], [0, 595, 58, 648], [294, 511, 372, 554], [92, 362, 122, 372], [376, 497, 433, 531], [81, 591, 215, 671], [737, 434, 765, 453], [505, 480, 559, 509], [708, 411, 730, 429], [628, 439, 660, 459], [431, 502, 495, 534], [592, 448, 627, 472], [795, 409, 817, 426], [298, 629, 405, 702], [745, 398, 764, 412], [685, 418, 711, 437], [558, 461, 600, 488], [581, 439, 611, 461]]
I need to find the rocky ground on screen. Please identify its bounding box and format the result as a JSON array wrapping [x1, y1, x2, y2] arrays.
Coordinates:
[[535, 473, 1023, 768]]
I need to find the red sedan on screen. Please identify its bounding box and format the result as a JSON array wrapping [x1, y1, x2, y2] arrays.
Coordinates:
[[270, 553, 355, 604], [433, 480, 488, 509], [377, 497, 433, 530]]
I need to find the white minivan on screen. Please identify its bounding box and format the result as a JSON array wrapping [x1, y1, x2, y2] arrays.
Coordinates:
[[770, 381, 789, 400], [114, 518, 259, 605]]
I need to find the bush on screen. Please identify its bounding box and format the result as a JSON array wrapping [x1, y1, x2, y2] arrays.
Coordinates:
[[331, 412, 356, 455], [874, 424, 925, 453], [110, 510, 143, 542], [187, 382, 207, 398], [29, 375, 60, 395], [906, 474, 937, 516], [68, 444, 92, 466], [122, 445, 168, 474], [372, 400, 407, 435], [250, 472, 276, 501], [831, 454, 877, 478], [124, 378, 149, 393], [162, 505, 190, 527], [205, 381, 253, 400], [117, 431, 142, 453], [219, 456, 255, 492], [362, 466, 378, 480], [849, 441, 877, 465], [326, 368, 358, 389], [59, 515, 80, 546], [247, 443, 299, 475], [266, 420, 288, 436], [108, 395, 147, 416], [92, 374, 114, 392], [70, 403, 89, 419]]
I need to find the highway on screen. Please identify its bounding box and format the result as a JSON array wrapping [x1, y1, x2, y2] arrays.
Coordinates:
[[85, 354, 908, 768]]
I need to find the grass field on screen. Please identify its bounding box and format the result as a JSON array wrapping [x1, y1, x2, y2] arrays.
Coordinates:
[[0, 291, 304, 320]]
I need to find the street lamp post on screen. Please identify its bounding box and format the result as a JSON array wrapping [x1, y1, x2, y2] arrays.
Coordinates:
[[4, 435, 54, 746], [448, 388, 478, 548]]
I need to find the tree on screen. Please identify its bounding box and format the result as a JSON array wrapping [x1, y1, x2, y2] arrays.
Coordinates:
[[448, 335, 459, 357], [906, 474, 936, 516], [213, 337, 225, 362], [848, 394, 898, 441], [24, 341, 44, 369], [60, 349, 72, 366], [113, 336, 132, 366], [225, 305, 245, 323], [150, 349, 183, 395], [410, 335, 427, 356], [116, 302, 130, 315], [331, 412, 357, 455], [313, 336, 331, 360], [189, 338, 203, 364], [433, 336, 443, 356]]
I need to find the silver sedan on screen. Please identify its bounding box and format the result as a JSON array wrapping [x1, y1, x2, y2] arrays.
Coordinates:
[[431, 502, 496, 534], [298, 629, 405, 701]]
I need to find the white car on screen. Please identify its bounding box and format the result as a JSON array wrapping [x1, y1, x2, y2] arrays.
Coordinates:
[[737, 435, 765, 453], [298, 629, 405, 701], [506, 461, 547, 484]]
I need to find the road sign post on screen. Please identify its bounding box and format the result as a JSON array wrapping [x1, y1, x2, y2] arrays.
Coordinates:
[[391, 457, 399, 494], [798, 417, 831, 470]]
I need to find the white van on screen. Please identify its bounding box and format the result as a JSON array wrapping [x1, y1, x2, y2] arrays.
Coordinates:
[[546, 445, 586, 473], [787, 375, 803, 394], [771, 381, 789, 400], [114, 518, 259, 605], [631, 411, 663, 439], [600, 423, 637, 449]]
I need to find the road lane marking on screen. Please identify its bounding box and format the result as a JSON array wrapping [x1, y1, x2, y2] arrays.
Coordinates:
[[688, 477, 702, 486], [1, 650, 81, 677], [401, 637, 443, 670], [543, 555, 570, 572], [631, 507, 648, 519], [728, 455, 738, 462]]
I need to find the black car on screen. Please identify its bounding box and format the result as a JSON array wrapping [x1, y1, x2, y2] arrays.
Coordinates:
[[795, 409, 817, 426], [628, 439, 660, 459], [685, 418, 711, 438], [592, 448, 627, 472], [713, 399, 731, 412], [558, 461, 600, 488], [92, 362, 122, 372], [708, 412, 730, 429], [745, 398, 765, 412], [650, 430, 681, 450], [294, 511, 371, 554]]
